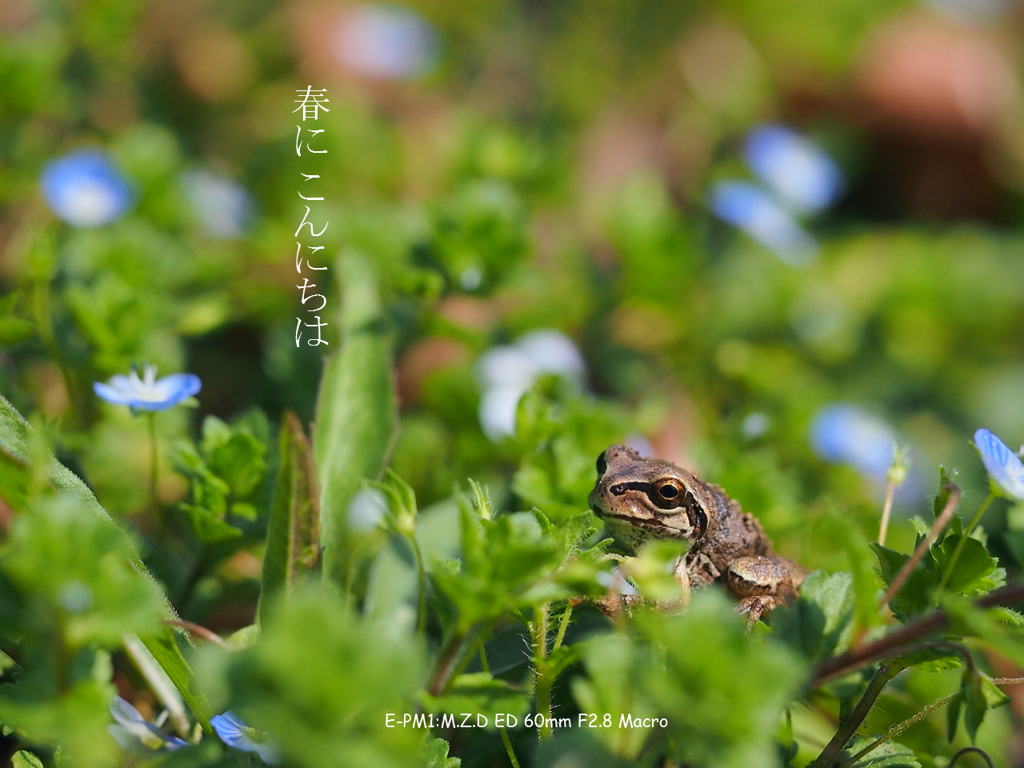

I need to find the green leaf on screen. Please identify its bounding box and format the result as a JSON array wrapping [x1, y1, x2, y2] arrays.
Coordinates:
[[773, 570, 854, 662], [178, 503, 243, 544], [947, 692, 962, 742], [933, 535, 1001, 596], [200, 415, 267, 498], [0, 396, 214, 730], [423, 737, 461, 768], [571, 634, 658, 760], [0, 317, 34, 347], [420, 672, 529, 725], [638, 592, 808, 768], [141, 627, 214, 730], [314, 253, 397, 589], [432, 505, 564, 631], [11, 751, 44, 768], [260, 411, 321, 624], [962, 669, 986, 743], [210, 588, 425, 768], [847, 736, 921, 767]]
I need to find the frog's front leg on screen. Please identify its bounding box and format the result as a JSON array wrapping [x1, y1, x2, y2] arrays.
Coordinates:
[[725, 556, 798, 629]]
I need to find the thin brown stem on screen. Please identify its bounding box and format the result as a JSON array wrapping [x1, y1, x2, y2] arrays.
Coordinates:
[[163, 619, 226, 647], [811, 582, 1024, 688], [427, 631, 469, 697], [879, 484, 960, 613], [877, 479, 897, 548]]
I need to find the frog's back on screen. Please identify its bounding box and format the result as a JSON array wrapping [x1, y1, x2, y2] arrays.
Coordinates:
[[698, 482, 773, 571]]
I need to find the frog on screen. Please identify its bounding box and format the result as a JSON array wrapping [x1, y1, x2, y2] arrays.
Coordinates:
[[588, 443, 807, 626]]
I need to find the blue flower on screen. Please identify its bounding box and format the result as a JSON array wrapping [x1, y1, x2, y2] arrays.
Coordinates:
[[210, 711, 280, 764], [333, 4, 440, 80], [743, 124, 842, 214], [810, 404, 897, 480], [974, 428, 1024, 501], [94, 364, 201, 411], [107, 696, 186, 753], [39, 149, 133, 227], [709, 181, 817, 267], [181, 169, 254, 239]]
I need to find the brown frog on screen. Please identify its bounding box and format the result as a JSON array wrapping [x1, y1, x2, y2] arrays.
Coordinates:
[[588, 444, 807, 625]]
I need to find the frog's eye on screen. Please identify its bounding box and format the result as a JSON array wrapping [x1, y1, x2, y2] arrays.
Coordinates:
[[651, 479, 685, 510], [596, 450, 608, 476]]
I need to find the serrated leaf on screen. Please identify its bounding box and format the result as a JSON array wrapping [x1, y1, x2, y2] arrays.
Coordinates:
[[420, 672, 529, 725], [773, 571, 854, 662], [423, 737, 461, 768], [260, 411, 321, 624], [314, 253, 396, 589], [989, 606, 1024, 626], [11, 750, 44, 768]]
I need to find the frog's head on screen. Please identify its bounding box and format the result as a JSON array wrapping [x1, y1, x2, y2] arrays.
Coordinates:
[[588, 444, 709, 554]]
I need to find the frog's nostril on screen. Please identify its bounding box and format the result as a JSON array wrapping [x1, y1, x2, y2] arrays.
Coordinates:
[[611, 484, 626, 495]]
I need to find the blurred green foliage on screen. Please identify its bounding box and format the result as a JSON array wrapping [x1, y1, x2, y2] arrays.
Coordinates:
[[1, 0, 1024, 766]]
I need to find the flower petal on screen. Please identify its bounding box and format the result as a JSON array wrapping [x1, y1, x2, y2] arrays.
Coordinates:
[[974, 428, 1024, 501]]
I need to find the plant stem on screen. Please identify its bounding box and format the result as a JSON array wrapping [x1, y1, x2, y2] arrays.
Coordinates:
[[877, 477, 897, 547], [409, 534, 427, 637], [147, 411, 159, 510], [552, 602, 573, 652], [427, 630, 471, 696], [849, 677, 1024, 764], [809, 661, 904, 768], [936, 494, 994, 595], [879, 484, 960, 613], [478, 641, 521, 768], [532, 603, 552, 739], [949, 747, 995, 768], [811, 582, 1024, 688]]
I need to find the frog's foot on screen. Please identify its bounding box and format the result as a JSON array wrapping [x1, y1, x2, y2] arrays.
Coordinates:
[[735, 594, 787, 630]]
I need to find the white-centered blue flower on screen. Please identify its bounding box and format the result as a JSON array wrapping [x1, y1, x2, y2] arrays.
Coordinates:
[[107, 696, 186, 753], [181, 169, 254, 239], [743, 124, 842, 214], [477, 329, 587, 440], [332, 4, 440, 81], [210, 711, 280, 764], [39, 149, 133, 227], [974, 428, 1024, 501], [709, 181, 817, 267], [93, 364, 201, 411]]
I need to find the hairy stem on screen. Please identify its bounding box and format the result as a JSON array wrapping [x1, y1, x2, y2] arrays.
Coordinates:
[[164, 619, 226, 647], [809, 662, 904, 768], [552, 602, 573, 652], [532, 603, 552, 739]]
